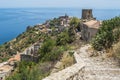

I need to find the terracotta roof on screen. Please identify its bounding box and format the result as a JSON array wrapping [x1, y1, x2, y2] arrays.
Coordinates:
[[83, 20, 100, 29]]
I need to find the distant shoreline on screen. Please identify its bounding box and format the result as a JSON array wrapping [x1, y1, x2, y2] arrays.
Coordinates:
[[0, 9, 120, 45]]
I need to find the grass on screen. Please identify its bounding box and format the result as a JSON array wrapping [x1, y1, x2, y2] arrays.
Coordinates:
[[112, 42, 120, 60], [56, 51, 75, 71]]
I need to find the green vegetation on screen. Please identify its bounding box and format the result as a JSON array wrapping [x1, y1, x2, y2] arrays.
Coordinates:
[[68, 26, 76, 43], [92, 17, 120, 51], [91, 16, 120, 61], [56, 30, 70, 45], [56, 28, 75, 45], [56, 17, 80, 46], [6, 61, 38, 80], [113, 42, 120, 60], [0, 16, 79, 63], [6, 61, 51, 80], [57, 51, 75, 71], [70, 17, 80, 27], [38, 17, 79, 62], [39, 37, 61, 62], [49, 18, 61, 26], [3, 16, 80, 79], [0, 26, 46, 62], [70, 17, 81, 31], [39, 31, 73, 62]]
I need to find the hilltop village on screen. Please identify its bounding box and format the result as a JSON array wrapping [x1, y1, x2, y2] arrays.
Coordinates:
[[0, 8, 120, 80]]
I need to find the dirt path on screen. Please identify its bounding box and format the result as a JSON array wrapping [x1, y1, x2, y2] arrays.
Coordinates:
[[77, 44, 120, 80]]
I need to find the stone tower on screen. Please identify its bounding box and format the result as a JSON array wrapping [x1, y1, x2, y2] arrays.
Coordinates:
[[82, 9, 93, 20]]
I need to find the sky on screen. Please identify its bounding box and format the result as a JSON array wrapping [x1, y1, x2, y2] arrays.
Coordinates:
[[0, 0, 120, 9]]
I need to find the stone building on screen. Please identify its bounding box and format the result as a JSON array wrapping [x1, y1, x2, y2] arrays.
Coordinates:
[[81, 20, 100, 41], [59, 14, 70, 27], [20, 43, 41, 62], [82, 9, 94, 20], [20, 54, 40, 63]]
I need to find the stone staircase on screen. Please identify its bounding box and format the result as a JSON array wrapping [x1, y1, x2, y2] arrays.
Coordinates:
[[84, 75, 120, 80], [43, 45, 120, 80], [78, 45, 120, 80]]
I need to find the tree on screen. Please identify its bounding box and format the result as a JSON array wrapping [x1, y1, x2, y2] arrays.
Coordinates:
[[56, 30, 69, 45], [6, 61, 38, 80], [70, 17, 80, 28], [39, 38, 56, 59], [68, 26, 76, 43]]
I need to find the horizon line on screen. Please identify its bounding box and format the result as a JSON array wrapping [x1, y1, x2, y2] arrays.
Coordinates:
[[0, 7, 120, 10]]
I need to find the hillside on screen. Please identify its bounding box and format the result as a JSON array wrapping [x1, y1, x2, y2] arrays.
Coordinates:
[[0, 15, 80, 62], [0, 15, 81, 80], [1, 14, 120, 80]]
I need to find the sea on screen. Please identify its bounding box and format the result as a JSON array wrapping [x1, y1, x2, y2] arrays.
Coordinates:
[[0, 8, 120, 45]]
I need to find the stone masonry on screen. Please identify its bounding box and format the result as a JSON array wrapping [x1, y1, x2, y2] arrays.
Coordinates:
[[43, 52, 85, 80], [43, 44, 120, 80], [82, 9, 94, 20]]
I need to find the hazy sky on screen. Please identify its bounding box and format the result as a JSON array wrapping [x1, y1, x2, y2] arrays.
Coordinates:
[[0, 0, 120, 9]]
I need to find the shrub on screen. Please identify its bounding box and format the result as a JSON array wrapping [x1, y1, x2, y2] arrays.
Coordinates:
[[70, 17, 80, 28], [6, 61, 39, 80], [92, 31, 114, 50], [56, 31, 69, 45], [60, 52, 75, 69], [92, 16, 120, 51], [56, 28, 76, 46], [68, 26, 76, 43], [69, 51, 74, 57], [39, 38, 56, 60]]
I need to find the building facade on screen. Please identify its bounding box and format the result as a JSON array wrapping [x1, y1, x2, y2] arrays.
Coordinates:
[[81, 20, 100, 41], [20, 43, 41, 62]]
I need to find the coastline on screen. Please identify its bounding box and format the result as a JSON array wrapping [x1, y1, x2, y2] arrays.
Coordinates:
[[0, 9, 120, 45]]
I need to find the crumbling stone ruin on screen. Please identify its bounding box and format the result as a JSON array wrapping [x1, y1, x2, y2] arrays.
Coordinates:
[[82, 9, 94, 20]]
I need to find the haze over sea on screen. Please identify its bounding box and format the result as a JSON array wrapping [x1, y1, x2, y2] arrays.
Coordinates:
[[0, 8, 120, 45]]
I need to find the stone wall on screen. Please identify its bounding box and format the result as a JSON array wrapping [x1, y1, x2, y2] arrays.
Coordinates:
[[20, 42, 41, 63], [43, 52, 85, 80], [20, 54, 40, 63], [81, 20, 100, 41]]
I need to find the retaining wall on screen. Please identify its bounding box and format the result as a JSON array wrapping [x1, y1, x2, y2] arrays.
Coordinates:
[[43, 52, 85, 80]]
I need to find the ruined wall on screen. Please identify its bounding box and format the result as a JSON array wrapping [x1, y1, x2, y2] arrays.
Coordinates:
[[20, 54, 39, 62], [81, 24, 89, 41], [43, 52, 85, 80], [88, 28, 98, 41]]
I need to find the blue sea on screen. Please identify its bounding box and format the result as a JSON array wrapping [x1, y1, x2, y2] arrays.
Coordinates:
[[0, 8, 120, 45]]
